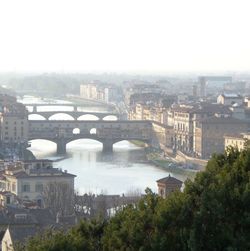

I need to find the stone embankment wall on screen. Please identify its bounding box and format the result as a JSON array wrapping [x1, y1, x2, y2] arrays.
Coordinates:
[[175, 150, 207, 170]]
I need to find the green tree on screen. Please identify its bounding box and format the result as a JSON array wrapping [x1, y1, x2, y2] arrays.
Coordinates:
[[21, 147, 250, 250], [17, 219, 106, 251]]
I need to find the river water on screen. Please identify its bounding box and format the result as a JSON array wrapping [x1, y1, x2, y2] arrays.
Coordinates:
[[20, 96, 188, 195]]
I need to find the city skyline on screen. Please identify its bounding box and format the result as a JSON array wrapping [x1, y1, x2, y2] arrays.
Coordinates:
[[0, 0, 250, 73]]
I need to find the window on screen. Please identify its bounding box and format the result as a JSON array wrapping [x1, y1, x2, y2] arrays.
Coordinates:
[[6, 196, 10, 204], [22, 184, 30, 192], [35, 184, 43, 193], [12, 183, 16, 192]]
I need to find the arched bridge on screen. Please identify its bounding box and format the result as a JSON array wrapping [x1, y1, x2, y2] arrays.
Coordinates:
[[25, 103, 122, 120], [28, 120, 153, 154], [28, 110, 121, 120]]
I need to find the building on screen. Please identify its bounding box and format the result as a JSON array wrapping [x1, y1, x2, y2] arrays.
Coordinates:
[[224, 133, 250, 151], [80, 83, 122, 103], [151, 122, 174, 150], [0, 205, 78, 250], [20, 159, 53, 170], [0, 191, 16, 208], [198, 76, 232, 97], [217, 93, 243, 106], [0, 95, 29, 148], [194, 116, 247, 159], [172, 104, 195, 154], [172, 103, 232, 155], [0, 163, 76, 206], [2, 225, 37, 251], [157, 175, 183, 198]]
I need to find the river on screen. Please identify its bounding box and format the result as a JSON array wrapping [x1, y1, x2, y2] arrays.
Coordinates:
[[20, 96, 189, 195]]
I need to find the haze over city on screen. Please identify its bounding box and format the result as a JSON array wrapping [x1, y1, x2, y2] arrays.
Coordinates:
[[0, 0, 250, 73], [0, 1, 250, 250]]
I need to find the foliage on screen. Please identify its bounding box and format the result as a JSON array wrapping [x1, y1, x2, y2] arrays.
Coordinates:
[[16, 219, 106, 251], [22, 147, 250, 250]]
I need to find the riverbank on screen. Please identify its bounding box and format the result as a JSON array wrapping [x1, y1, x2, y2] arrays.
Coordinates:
[[129, 141, 198, 180], [145, 149, 197, 180]]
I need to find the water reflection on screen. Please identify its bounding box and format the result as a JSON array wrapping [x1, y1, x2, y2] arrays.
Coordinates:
[[28, 139, 187, 195]]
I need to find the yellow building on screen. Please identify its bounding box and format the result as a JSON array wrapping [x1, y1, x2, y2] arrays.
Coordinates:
[[224, 133, 250, 151]]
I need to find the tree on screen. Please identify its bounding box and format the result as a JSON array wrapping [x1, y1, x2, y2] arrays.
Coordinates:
[[22, 147, 250, 250], [16, 219, 106, 251], [43, 181, 74, 216]]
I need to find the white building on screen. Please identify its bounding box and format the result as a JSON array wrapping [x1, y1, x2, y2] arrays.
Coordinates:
[[217, 93, 243, 106], [0, 164, 76, 206]]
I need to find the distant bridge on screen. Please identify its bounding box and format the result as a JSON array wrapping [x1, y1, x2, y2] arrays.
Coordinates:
[[28, 110, 121, 121], [28, 120, 153, 154], [25, 103, 123, 120]]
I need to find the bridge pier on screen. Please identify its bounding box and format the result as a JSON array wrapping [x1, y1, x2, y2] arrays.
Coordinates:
[[33, 106, 37, 112], [56, 139, 67, 154], [102, 140, 113, 153]]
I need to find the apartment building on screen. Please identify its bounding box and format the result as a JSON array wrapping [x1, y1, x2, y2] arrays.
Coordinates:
[[0, 95, 29, 147], [217, 93, 243, 106], [224, 133, 250, 151], [172, 103, 232, 155], [194, 117, 247, 159], [80, 83, 122, 103], [0, 164, 76, 206]]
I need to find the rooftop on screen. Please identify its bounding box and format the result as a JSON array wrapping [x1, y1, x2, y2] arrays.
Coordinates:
[[157, 175, 183, 185], [199, 116, 246, 124], [221, 93, 242, 98], [7, 226, 38, 243]]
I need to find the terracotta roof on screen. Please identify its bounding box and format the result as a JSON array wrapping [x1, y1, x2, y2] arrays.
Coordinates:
[[157, 175, 183, 185]]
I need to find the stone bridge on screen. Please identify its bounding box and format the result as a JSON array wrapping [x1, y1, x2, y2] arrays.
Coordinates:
[[25, 103, 122, 120], [28, 120, 153, 154], [28, 110, 121, 120]]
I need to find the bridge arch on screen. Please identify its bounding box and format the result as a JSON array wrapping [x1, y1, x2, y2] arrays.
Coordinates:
[[113, 139, 148, 149], [102, 115, 118, 121], [66, 138, 103, 147], [28, 139, 58, 155], [48, 113, 75, 120], [28, 114, 47, 120], [28, 138, 58, 144], [77, 114, 99, 121]]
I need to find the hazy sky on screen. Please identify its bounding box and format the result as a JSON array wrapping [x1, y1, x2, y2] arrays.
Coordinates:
[[0, 0, 249, 73]]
